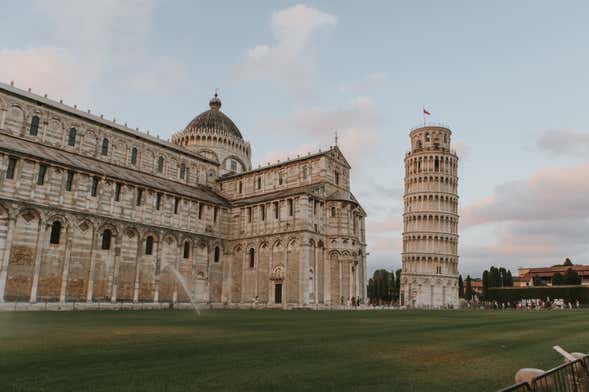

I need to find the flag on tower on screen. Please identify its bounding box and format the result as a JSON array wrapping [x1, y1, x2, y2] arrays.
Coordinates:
[[423, 108, 431, 116]]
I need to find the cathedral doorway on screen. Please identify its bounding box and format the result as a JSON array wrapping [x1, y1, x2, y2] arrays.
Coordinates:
[[274, 283, 282, 304]]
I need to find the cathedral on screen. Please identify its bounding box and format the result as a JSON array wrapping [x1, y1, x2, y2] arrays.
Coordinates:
[[0, 82, 367, 309]]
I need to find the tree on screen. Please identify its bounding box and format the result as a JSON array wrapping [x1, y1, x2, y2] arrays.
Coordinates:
[[489, 266, 501, 288], [368, 269, 396, 304], [458, 275, 464, 298], [564, 258, 573, 266], [367, 278, 375, 302], [505, 270, 514, 287], [551, 272, 564, 286], [465, 275, 474, 300], [499, 267, 507, 287], [563, 268, 581, 285], [395, 269, 402, 301], [532, 274, 544, 286], [389, 270, 396, 301], [482, 270, 489, 299]]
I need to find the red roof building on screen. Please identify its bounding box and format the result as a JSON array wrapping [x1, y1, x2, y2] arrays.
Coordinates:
[[516, 265, 589, 287]]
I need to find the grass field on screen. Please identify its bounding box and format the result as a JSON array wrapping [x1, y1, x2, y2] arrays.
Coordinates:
[[0, 309, 588, 392]]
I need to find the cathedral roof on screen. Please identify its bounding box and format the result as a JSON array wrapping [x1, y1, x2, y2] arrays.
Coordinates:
[[182, 93, 243, 139]]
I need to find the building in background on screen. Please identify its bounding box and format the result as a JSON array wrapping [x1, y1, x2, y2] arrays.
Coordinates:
[[400, 124, 460, 308], [516, 265, 589, 287], [0, 82, 367, 308]]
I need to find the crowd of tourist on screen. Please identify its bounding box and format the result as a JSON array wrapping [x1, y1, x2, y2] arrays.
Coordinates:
[[467, 298, 582, 310]]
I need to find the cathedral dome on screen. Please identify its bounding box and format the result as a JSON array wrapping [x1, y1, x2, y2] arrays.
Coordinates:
[[183, 93, 242, 139]]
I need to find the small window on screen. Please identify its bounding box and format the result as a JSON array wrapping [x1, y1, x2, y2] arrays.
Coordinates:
[[198, 204, 203, 219], [249, 248, 255, 268], [37, 164, 47, 185], [214, 207, 219, 223], [313, 200, 318, 215], [247, 207, 252, 223], [335, 171, 340, 185], [278, 173, 283, 185], [65, 171, 74, 192], [49, 221, 61, 244], [179, 163, 186, 179], [435, 157, 440, 172], [260, 205, 265, 221], [91, 177, 99, 197], [302, 166, 308, 179], [130, 147, 138, 165], [101, 138, 109, 156], [230, 160, 237, 172], [174, 197, 180, 214], [288, 199, 294, 216], [156, 193, 162, 210], [183, 242, 190, 259], [331, 207, 336, 217], [136, 189, 143, 206], [68, 128, 77, 146], [145, 236, 154, 255], [6, 157, 17, 179], [114, 183, 121, 201], [274, 202, 279, 219], [29, 116, 40, 136], [257, 177, 261, 189], [238, 181, 243, 194], [157, 157, 164, 173], [214, 246, 220, 263], [101, 229, 112, 250]]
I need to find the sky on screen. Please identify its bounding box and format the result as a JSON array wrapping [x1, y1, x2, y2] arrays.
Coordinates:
[[1, 1, 588, 278]]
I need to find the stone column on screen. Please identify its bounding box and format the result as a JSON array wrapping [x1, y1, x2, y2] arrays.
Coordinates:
[[267, 249, 273, 304], [153, 239, 162, 303], [133, 238, 144, 303], [0, 217, 16, 302], [324, 249, 331, 305], [283, 245, 288, 309], [59, 234, 73, 303], [173, 244, 181, 304], [86, 230, 99, 303], [30, 222, 49, 303], [313, 245, 318, 305], [110, 237, 122, 303]]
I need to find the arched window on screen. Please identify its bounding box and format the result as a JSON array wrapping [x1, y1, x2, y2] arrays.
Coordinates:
[[238, 181, 242, 193], [183, 241, 190, 259], [49, 220, 62, 244], [68, 128, 77, 146], [214, 246, 220, 263], [416, 140, 423, 149], [434, 157, 440, 172], [131, 147, 138, 165], [425, 132, 430, 142], [335, 171, 340, 185], [157, 156, 164, 173], [101, 229, 112, 250], [249, 248, 255, 268], [101, 138, 109, 156], [331, 207, 336, 218], [179, 163, 186, 179], [29, 115, 40, 136], [145, 235, 154, 255]]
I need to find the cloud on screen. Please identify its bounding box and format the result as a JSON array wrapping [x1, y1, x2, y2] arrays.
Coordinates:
[[538, 129, 589, 157], [459, 160, 589, 275], [240, 4, 337, 93], [0, 47, 95, 103], [461, 161, 589, 227]]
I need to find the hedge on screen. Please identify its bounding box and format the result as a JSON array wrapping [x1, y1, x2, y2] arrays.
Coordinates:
[[487, 286, 589, 303]]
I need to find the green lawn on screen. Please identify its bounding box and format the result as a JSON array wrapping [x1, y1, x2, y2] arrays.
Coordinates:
[[0, 309, 587, 392]]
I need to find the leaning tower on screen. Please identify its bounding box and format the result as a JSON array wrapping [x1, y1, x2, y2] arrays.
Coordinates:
[[400, 125, 459, 308]]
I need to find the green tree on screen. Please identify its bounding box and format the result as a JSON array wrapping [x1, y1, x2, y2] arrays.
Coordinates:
[[563, 268, 581, 285], [489, 266, 501, 288], [563, 258, 573, 266], [465, 275, 474, 300], [551, 272, 564, 286], [389, 270, 396, 301], [458, 275, 464, 298], [532, 274, 544, 286], [367, 278, 375, 303], [505, 270, 514, 287], [369, 269, 396, 304], [482, 270, 489, 299]]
